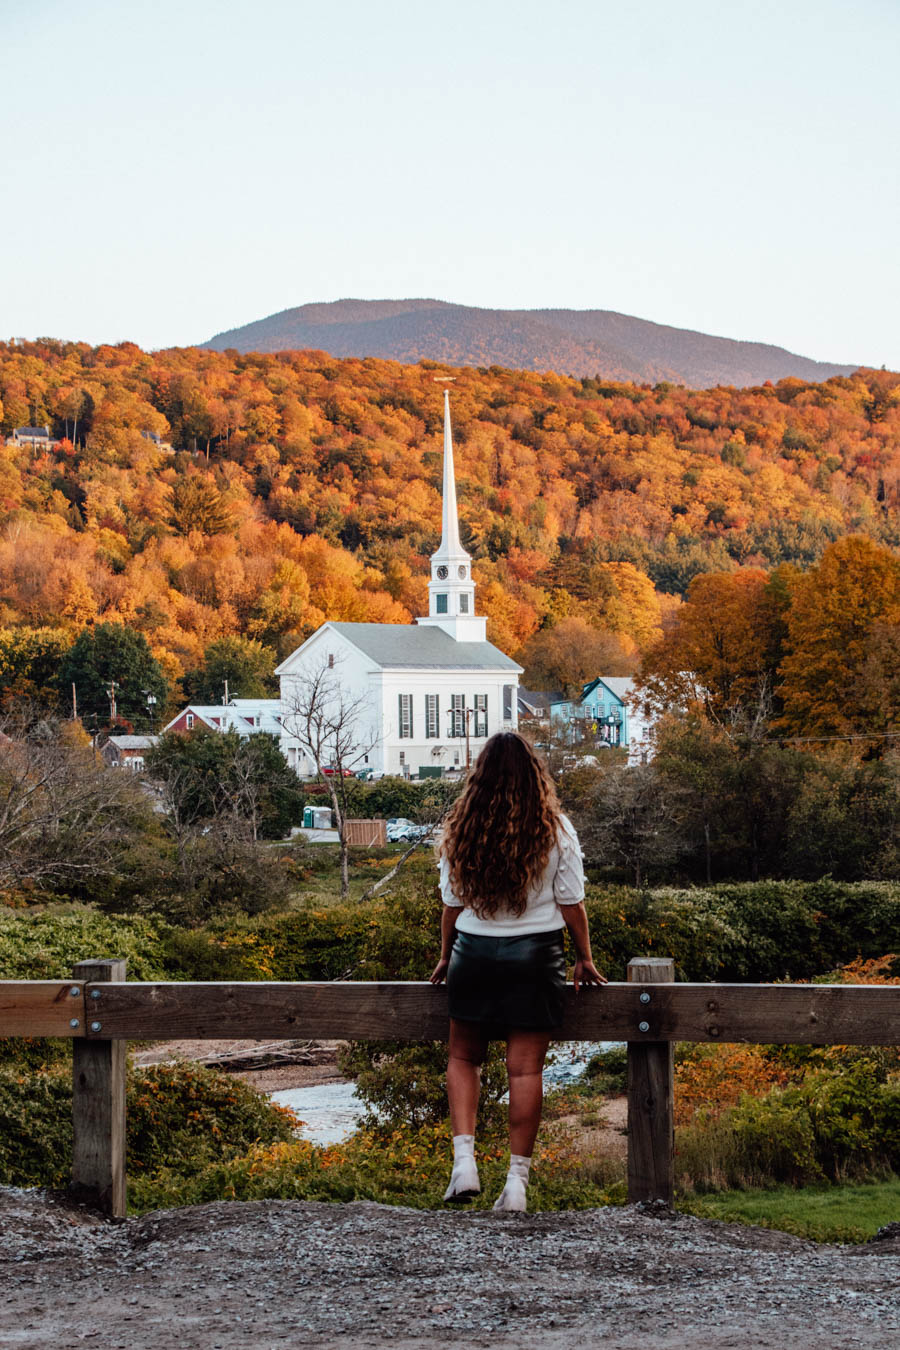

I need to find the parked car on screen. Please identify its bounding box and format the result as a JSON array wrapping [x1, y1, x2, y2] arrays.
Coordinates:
[[321, 765, 355, 777], [386, 817, 431, 843], [354, 767, 384, 781]]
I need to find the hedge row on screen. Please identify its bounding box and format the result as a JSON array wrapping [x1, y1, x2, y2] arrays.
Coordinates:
[[3, 874, 899, 992]]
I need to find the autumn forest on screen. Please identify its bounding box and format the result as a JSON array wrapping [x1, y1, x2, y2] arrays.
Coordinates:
[[0, 338, 898, 746]]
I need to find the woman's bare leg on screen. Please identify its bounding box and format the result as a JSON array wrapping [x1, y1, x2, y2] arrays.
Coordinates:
[[447, 1018, 489, 1136], [506, 1029, 552, 1157]]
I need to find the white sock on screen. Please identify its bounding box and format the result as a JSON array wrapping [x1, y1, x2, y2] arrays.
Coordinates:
[[493, 1153, 531, 1212], [444, 1134, 480, 1202]]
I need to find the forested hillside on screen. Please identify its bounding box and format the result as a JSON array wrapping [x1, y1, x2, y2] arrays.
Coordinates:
[[203, 298, 855, 388], [0, 338, 898, 717]]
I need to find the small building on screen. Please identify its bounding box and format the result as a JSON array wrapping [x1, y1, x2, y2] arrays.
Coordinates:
[[141, 429, 174, 451], [551, 677, 654, 765], [517, 688, 560, 724], [101, 734, 158, 771], [8, 425, 59, 451], [162, 698, 283, 738]]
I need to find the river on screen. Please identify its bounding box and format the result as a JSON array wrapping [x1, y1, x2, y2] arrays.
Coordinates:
[[271, 1041, 621, 1146]]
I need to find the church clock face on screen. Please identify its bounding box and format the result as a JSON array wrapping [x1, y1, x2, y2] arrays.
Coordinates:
[[436, 565, 448, 580], [458, 565, 467, 579]]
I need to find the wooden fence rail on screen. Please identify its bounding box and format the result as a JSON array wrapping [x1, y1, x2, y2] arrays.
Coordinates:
[[2, 957, 899, 1219]]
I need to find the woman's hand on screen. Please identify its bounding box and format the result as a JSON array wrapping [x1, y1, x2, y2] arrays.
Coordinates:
[[430, 957, 450, 985], [573, 958, 607, 993]]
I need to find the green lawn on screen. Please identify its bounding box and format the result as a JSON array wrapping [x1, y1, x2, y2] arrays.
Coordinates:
[[679, 1178, 900, 1244]]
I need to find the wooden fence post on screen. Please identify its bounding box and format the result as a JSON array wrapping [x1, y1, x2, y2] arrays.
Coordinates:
[[626, 956, 674, 1205], [70, 959, 127, 1218]]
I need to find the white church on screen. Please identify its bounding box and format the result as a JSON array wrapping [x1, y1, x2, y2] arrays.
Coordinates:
[[276, 390, 522, 778]]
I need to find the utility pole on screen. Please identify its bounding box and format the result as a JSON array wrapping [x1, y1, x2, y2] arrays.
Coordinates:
[[223, 678, 229, 706], [107, 680, 119, 724], [71, 682, 77, 720]]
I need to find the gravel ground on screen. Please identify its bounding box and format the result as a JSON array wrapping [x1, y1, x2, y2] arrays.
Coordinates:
[[2, 1187, 899, 1349]]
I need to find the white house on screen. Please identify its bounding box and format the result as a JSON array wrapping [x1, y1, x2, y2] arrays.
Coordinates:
[[276, 390, 522, 778], [162, 698, 283, 738]]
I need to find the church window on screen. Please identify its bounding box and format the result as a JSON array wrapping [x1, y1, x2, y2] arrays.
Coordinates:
[[503, 685, 514, 721], [454, 751, 460, 765], [328, 653, 334, 668], [398, 694, 413, 738], [474, 694, 488, 737], [459, 594, 469, 614], [425, 694, 440, 738], [399, 751, 406, 764], [450, 694, 465, 737], [436, 594, 448, 614]]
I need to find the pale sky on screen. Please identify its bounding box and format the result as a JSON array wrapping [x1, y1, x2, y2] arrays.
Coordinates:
[[3, 0, 899, 368]]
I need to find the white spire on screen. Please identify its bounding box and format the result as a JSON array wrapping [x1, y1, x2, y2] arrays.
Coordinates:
[[436, 388, 467, 561], [416, 386, 486, 642]]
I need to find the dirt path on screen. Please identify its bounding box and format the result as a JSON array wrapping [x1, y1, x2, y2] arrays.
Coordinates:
[[2, 1188, 898, 1349]]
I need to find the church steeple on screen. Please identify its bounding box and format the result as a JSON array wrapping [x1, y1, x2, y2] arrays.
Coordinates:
[[416, 388, 487, 642], [437, 387, 464, 558]]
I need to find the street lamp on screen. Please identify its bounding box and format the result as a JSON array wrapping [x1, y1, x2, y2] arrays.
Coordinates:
[[144, 692, 158, 733]]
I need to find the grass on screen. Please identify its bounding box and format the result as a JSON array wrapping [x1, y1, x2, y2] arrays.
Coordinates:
[[284, 841, 433, 907], [679, 1177, 900, 1244]]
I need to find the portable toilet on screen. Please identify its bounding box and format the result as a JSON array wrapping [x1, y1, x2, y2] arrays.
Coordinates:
[[312, 806, 333, 829]]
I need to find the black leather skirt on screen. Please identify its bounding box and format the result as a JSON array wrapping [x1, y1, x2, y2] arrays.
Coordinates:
[[446, 928, 567, 1035]]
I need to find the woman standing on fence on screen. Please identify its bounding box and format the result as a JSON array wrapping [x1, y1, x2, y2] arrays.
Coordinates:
[[429, 731, 606, 1212]]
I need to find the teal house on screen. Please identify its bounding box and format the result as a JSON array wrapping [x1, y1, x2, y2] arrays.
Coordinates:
[[550, 677, 652, 763]]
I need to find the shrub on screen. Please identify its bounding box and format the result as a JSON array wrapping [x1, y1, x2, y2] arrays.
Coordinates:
[[584, 1044, 627, 1095], [677, 1058, 900, 1191], [337, 777, 460, 822], [674, 1043, 798, 1127], [127, 1062, 297, 1174], [0, 1060, 297, 1192], [338, 1039, 509, 1131], [130, 1120, 616, 1215], [0, 904, 172, 982]]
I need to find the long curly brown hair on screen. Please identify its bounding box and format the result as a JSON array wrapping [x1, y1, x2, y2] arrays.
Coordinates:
[[440, 732, 561, 917]]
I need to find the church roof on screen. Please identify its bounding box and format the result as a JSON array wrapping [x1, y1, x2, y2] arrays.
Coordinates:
[[328, 622, 521, 672]]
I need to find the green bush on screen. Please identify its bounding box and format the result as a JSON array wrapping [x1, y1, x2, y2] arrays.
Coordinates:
[[127, 1062, 297, 1174], [584, 1044, 628, 1095], [0, 1060, 297, 1192], [677, 1058, 900, 1191], [4, 872, 899, 993], [338, 1039, 509, 1131], [0, 904, 173, 981], [336, 777, 460, 822], [130, 1120, 616, 1215], [586, 880, 900, 982]]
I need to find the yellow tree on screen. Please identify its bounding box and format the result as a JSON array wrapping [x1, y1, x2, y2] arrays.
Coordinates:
[[778, 537, 900, 736], [638, 568, 788, 730]]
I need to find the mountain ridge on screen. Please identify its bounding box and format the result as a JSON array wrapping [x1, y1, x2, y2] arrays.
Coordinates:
[[202, 298, 856, 389]]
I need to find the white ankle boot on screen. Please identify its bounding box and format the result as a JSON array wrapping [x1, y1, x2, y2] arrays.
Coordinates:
[[493, 1153, 531, 1212], [444, 1134, 480, 1203]]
